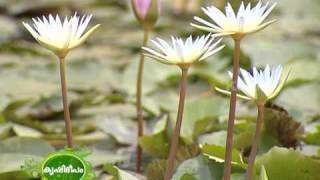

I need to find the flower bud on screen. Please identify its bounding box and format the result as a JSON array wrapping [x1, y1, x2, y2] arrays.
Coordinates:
[[132, 0, 160, 29]]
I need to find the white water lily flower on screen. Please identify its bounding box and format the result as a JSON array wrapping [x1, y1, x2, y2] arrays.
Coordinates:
[[142, 34, 225, 66], [23, 13, 100, 57], [191, 1, 277, 37], [217, 65, 289, 105]]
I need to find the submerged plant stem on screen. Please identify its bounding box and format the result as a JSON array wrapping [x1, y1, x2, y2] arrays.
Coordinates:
[[164, 66, 189, 180], [223, 38, 241, 180], [58, 57, 73, 148], [246, 104, 265, 180], [136, 28, 149, 173]]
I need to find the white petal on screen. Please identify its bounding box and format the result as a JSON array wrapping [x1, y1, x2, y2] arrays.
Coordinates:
[[23, 13, 98, 53], [259, 3, 277, 24], [143, 35, 223, 65], [22, 22, 40, 39], [193, 16, 222, 30], [193, 2, 276, 35], [142, 47, 168, 60]]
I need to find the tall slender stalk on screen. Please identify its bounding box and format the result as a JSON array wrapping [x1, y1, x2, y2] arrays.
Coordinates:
[[164, 66, 189, 180], [136, 28, 150, 173], [223, 37, 242, 180], [58, 56, 73, 148], [246, 104, 265, 180]]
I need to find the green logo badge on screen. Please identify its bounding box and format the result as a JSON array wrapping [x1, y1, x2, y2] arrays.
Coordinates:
[[22, 148, 96, 180]]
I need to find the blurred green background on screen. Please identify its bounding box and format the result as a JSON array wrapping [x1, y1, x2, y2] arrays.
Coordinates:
[[0, 0, 319, 179]]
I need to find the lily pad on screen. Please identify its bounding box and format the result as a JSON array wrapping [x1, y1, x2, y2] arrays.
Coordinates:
[[256, 147, 320, 180], [0, 137, 54, 156], [120, 56, 177, 96], [182, 96, 229, 143], [0, 153, 42, 179], [0, 137, 54, 179], [139, 115, 170, 158], [104, 164, 140, 180], [201, 144, 246, 169], [276, 83, 320, 122], [172, 156, 212, 180]]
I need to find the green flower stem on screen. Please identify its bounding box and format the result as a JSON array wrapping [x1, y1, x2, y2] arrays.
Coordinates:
[[246, 104, 265, 180], [58, 56, 73, 148], [165, 65, 189, 180], [223, 37, 242, 180], [136, 28, 150, 173]]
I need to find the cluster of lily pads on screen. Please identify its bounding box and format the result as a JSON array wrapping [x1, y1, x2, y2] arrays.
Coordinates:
[[20, 0, 297, 179]]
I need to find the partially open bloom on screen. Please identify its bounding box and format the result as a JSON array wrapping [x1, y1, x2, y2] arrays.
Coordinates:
[[191, 1, 277, 37], [132, 0, 160, 28], [23, 13, 100, 57], [217, 65, 289, 105], [142, 35, 225, 66]]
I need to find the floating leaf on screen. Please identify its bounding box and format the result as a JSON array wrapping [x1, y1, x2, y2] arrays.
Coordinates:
[[256, 147, 320, 180], [304, 125, 320, 145], [259, 166, 269, 180], [12, 124, 42, 138], [201, 144, 246, 169], [104, 164, 140, 180], [87, 148, 128, 168], [0, 137, 54, 156], [97, 117, 137, 145], [276, 83, 320, 122], [172, 156, 212, 180], [121, 56, 177, 95], [197, 131, 227, 147], [139, 115, 170, 158], [285, 58, 320, 86], [182, 96, 229, 144], [0, 137, 53, 179], [0, 153, 42, 179]]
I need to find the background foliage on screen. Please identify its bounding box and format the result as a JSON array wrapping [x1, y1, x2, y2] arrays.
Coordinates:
[[0, 0, 319, 179]]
